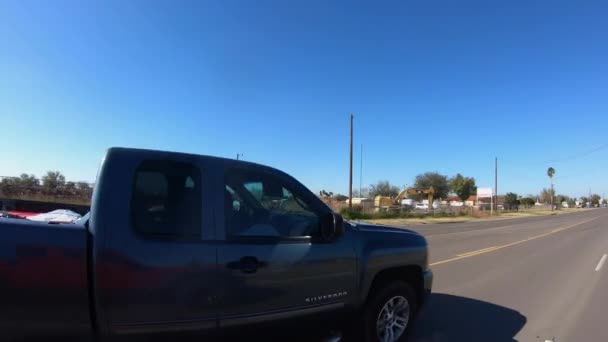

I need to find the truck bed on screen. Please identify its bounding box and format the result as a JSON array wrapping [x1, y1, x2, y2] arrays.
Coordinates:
[[0, 218, 91, 339]]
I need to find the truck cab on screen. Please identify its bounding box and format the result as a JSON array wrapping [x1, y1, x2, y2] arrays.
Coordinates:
[[92, 148, 357, 335]]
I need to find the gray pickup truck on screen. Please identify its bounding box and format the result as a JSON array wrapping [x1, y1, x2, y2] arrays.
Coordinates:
[[0, 147, 432, 342]]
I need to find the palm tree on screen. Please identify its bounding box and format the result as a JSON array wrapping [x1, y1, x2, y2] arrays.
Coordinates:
[[547, 167, 555, 210]]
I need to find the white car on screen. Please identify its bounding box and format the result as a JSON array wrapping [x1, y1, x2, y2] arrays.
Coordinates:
[[27, 209, 82, 223], [415, 203, 428, 210]]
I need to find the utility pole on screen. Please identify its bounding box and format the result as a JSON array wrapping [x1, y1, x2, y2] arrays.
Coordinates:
[[349, 113, 354, 209], [550, 178, 554, 211], [494, 157, 498, 212], [359, 144, 363, 199]]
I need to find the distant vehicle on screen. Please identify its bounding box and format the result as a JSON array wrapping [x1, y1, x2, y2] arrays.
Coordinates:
[[415, 203, 429, 210], [0, 147, 433, 342], [401, 198, 415, 207]]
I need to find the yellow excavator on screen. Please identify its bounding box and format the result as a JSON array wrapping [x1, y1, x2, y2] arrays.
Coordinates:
[[374, 186, 435, 210]]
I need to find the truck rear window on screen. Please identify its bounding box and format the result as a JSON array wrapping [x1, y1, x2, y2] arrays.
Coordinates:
[[131, 160, 202, 238]]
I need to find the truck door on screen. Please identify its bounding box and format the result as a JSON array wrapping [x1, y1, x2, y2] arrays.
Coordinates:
[[92, 150, 218, 335], [216, 165, 357, 328]]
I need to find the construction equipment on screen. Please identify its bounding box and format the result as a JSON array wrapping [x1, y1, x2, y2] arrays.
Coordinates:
[[374, 186, 435, 210]]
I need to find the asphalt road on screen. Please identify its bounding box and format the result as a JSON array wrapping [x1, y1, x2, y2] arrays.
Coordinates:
[[408, 208, 608, 342]]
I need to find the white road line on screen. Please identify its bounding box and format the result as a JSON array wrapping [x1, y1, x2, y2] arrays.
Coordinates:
[[595, 254, 607, 272]]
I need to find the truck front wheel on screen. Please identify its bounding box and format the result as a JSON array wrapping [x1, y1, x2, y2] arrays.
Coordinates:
[[362, 281, 417, 342]]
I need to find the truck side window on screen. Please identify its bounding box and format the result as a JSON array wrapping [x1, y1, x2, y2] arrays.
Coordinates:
[[131, 160, 202, 238], [225, 170, 319, 238]]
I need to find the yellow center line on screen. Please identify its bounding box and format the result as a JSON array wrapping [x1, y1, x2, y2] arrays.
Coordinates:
[[426, 210, 595, 238], [426, 224, 519, 238], [457, 246, 498, 257], [430, 216, 602, 266]]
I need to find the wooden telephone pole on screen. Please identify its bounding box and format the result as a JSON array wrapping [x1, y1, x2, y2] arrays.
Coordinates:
[[495, 157, 498, 212], [349, 113, 354, 209]]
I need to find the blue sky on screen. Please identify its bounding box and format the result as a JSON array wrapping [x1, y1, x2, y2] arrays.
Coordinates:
[[1, 0, 607, 198]]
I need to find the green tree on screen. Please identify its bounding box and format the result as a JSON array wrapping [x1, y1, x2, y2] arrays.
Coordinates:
[[369, 181, 401, 198], [554, 194, 570, 208], [75, 181, 93, 199], [41, 171, 66, 190], [580, 196, 589, 207], [18, 174, 39, 188], [413, 172, 449, 200], [64, 181, 77, 195], [520, 197, 535, 208], [504, 192, 519, 209], [567, 197, 576, 208], [590, 194, 601, 207], [0, 177, 18, 196], [76, 181, 91, 190], [547, 167, 555, 209], [449, 174, 477, 203], [539, 188, 555, 204], [1, 174, 38, 197]]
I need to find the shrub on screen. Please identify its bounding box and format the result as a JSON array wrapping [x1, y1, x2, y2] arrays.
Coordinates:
[[339, 206, 372, 220], [339, 206, 467, 220]]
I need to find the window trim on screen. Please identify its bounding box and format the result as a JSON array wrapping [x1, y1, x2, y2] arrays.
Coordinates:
[[130, 159, 203, 241]]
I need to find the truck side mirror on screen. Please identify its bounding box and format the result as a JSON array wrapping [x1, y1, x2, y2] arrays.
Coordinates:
[[320, 212, 344, 241]]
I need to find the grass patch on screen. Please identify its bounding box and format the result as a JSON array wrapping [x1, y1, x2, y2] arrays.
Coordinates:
[[497, 207, 591, 217], [339, 206, 468, 220]]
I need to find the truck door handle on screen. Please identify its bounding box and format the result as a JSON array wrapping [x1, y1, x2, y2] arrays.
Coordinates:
[[227, 256, 264, 273]]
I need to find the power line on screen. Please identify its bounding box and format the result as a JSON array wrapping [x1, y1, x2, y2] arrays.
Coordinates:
[[501, 143, 608, 169], [543, 143, 608, 164]]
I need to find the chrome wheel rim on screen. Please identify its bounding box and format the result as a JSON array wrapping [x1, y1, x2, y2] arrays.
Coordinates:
[[376, 295, 410, 342]]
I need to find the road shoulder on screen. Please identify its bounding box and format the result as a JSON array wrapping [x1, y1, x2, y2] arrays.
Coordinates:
[[366, 208, 593, 226]]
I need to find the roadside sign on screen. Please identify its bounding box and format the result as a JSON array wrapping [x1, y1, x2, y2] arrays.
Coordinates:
[[477, 187, 493, 198]]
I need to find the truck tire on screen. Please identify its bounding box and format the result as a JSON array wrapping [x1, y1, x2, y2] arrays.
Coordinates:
[[362, 281, 417, 342]]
